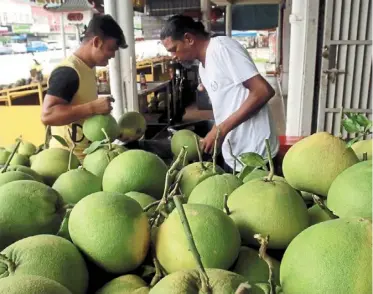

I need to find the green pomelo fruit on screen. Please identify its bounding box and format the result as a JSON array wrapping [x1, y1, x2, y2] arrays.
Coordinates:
[[5, 144, 16, 153], [351, 139, 372, 160], [52, 169, 102, 204], [280, 218, 372, 294], [308, 203, 332, 226], [0, 180, 64, 250], [125, 191, 157, 217], [300, 190, 313, 202], [282, 132, 359, 197], [118, 111, 147, 140], [83, 114, 120, 142], [327, 160, 372, 218], [103, 150, 168, 199], [69, 192, 150, 274], [155, 203, 241, 273], [31, 148, 80, 186], [0, 275, 72, 294], [9, 153, 29, 166], [188, 173, 242, 210], [149, 269, 247, 294], [232, 246, 280, 285], [228, 178, 309, 249], [29, 154, 37, 165], [242, 169, 268, 183], [171, 129, 200, 163], [83, 146, 125, 180], [0, 171, 34, 186], [5, 165, 44, 183], [249, 283, 284, 294], [0, 234, 89, 294], [18, 141, 37, 157], [0, 150, 10, 165], [178, 162, 224, 199], [97, 275, 149, 294]]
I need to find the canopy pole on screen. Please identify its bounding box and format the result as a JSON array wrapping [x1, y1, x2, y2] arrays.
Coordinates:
[[201, 0, 211, 32], [225, 3, 232, 37], [60, 12, 67, 57]]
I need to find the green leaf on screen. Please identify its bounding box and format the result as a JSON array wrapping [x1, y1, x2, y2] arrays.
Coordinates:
[[355, 114, 372, 128], [52, 135, 69, 148], [364, 121, 373, 132], [342, 119, 361, 133], [239, 152, 266, 168], [238, 165, 256, 181], [83, 139, 108, 155], [346, 136, 361, 148]]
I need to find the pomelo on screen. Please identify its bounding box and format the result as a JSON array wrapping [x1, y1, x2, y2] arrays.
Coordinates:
[[96, 275, 149, 294], [155, 203, 241, 273], [5, 165, 44, 182], [280, 218, 372, 294], [0, 234, 89, 294], [0, 171, 34, 186], [327, 160, 372, 218], [0, 150, 10, 165], [232, 246, 281, 285], [0, 275, 72, 294], [188, 173, 242, 210], [69, 192, 150, 274], [31, 148, 80, 186], [178, 162, 224, 199], [0, 180, 64, 250], [18, 141, 37, 157], [351, 139, 372, 160], [9, 153, 29, 166], [83, 114, 120, 142], [171, 129, 200, 163], [282, 132, 359, 196], [102, 150, 168, 199], [52, 168, 102, 204], [125, 191, 157, 217], [308, 203, 332, 226], [228, 177, 309, 249], [83, 145, 125, 179], [118, 111, 147, 141], [149, 269, 247, 294]]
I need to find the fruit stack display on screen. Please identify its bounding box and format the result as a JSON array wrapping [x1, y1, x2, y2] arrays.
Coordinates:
[[0, 111, 371, 294]]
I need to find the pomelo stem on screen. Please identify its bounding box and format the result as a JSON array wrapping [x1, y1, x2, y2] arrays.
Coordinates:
[[44, 125, 51, 150], [173, 195, 211, 293], [101, 128, 112, 150], [254, 234, 276, 294], [312, 195, 339, 219], [194, 135, 205, 170], [235, 283, 252, 294], [150, 148, 187, 227], [1, 138, 22, 173], [213, 128, 221, 174], [227, 139, 245, 170], [57, 208, 72, 240], [67, 129, 76, 171], [150, 257, 163, 287], [363, 152, 368, 161], [223, 194, 230, 215], [144, 200, 161, 212], [264, 139, 274, 182], [0, 254, 16, 274], [227, 140, 236, 175]]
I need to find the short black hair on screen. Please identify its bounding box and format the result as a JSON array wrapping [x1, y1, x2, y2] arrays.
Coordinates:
[[83, 14, 127, 49], [160, 15, 210, 41]]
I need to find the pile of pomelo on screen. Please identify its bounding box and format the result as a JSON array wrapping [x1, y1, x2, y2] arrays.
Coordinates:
[[0, 111, 371, 294]]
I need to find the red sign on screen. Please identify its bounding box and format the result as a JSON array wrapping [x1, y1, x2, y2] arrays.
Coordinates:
[[67, 13, 84, 22]]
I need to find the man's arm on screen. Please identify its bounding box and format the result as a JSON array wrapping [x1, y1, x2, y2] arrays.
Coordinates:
[[41, 67, 113, 126], [219, 74, 275, 137]]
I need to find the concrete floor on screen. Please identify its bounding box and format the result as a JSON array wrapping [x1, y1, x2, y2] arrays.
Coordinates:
[[183, 73, 286, 136]]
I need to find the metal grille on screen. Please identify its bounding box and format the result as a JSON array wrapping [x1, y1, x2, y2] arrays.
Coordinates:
[[317, 0, 372, 137], [146, 0, 201, 17]]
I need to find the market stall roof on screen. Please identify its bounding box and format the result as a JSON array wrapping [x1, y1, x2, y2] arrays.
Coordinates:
[[43, 0, 94, 12], [213, 0, 281, 5]]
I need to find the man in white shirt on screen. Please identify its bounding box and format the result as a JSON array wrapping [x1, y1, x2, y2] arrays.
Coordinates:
[[160, 15, 279, 172]]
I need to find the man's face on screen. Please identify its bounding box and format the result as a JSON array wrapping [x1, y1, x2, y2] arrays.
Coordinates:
[[92, 37, 118, 66], [162, 35, 197, 64]]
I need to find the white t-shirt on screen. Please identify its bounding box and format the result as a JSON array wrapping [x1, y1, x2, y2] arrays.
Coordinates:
[[198, 36, 279, 171]]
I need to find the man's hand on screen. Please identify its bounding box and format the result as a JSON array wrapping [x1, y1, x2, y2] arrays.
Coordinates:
[[200, 125, 226, 154], [91, 96, 115, 115]]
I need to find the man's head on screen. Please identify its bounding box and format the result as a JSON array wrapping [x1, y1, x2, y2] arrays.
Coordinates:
[[82, 14, 127, 66], [160, 15, 209, 63]]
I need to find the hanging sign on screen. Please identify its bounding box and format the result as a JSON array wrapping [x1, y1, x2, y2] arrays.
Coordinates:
[[34, 0, 64, 8]]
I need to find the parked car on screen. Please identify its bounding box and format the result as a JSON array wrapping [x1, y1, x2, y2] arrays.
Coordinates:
[[10, 43, 27, 54], [0, 44, 13, 55], [26, 41, 48, 53], [46, 40, 62, 50]]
